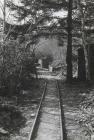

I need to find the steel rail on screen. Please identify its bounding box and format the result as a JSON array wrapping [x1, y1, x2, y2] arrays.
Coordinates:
[[28, 81, 47, 140], [57, 80, 67, 140], [28, 80, 66, 140]]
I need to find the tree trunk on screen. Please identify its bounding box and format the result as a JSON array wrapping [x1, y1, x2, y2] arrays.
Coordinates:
[[77, 0, 90, 80], [88, 45, 94, 80], [3, 0, 6, 37], [66, 0, 73, 82], [81, 15, 90, 80], [78, 48, 86, 81]]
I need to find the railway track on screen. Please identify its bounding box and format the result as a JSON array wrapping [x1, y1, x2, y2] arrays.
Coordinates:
[[28, 80, 67, 140]]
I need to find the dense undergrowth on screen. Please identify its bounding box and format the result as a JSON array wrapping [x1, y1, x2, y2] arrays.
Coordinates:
[[0, 78, 45, 140], [59, 81, 94, 137]]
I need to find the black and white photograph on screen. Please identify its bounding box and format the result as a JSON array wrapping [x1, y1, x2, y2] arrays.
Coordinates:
[[0, 0, 94, 140]]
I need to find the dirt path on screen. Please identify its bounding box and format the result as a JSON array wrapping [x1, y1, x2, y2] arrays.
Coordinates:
[[32, 80, 61, 140]]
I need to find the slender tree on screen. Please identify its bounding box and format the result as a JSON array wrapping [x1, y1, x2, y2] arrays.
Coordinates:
[[66, 0, 73, 82], [3, 0, 6, 34], [0, 0, 6, 40]]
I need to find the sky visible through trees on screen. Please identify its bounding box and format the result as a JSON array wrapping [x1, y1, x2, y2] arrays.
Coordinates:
[[0, 0, 67, 24]]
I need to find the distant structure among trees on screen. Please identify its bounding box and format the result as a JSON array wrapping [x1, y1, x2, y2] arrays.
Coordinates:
[[0, 0, 94, 84]]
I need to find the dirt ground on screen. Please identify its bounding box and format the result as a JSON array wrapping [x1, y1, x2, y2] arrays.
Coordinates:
[[0, 79, 45, 140], [1, 79, 94, 140], [59, 81, 94, 139]]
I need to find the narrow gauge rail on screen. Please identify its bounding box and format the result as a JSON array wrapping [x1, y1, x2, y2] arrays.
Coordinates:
[[28, 80, 66, 140]]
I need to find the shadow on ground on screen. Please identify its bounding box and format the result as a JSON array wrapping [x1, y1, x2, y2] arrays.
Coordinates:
[[0, 105, 26, 139], [0, 78, 45, 140]]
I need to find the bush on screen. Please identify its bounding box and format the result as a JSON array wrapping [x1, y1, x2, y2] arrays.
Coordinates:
[[0, 40, 37, 96]]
